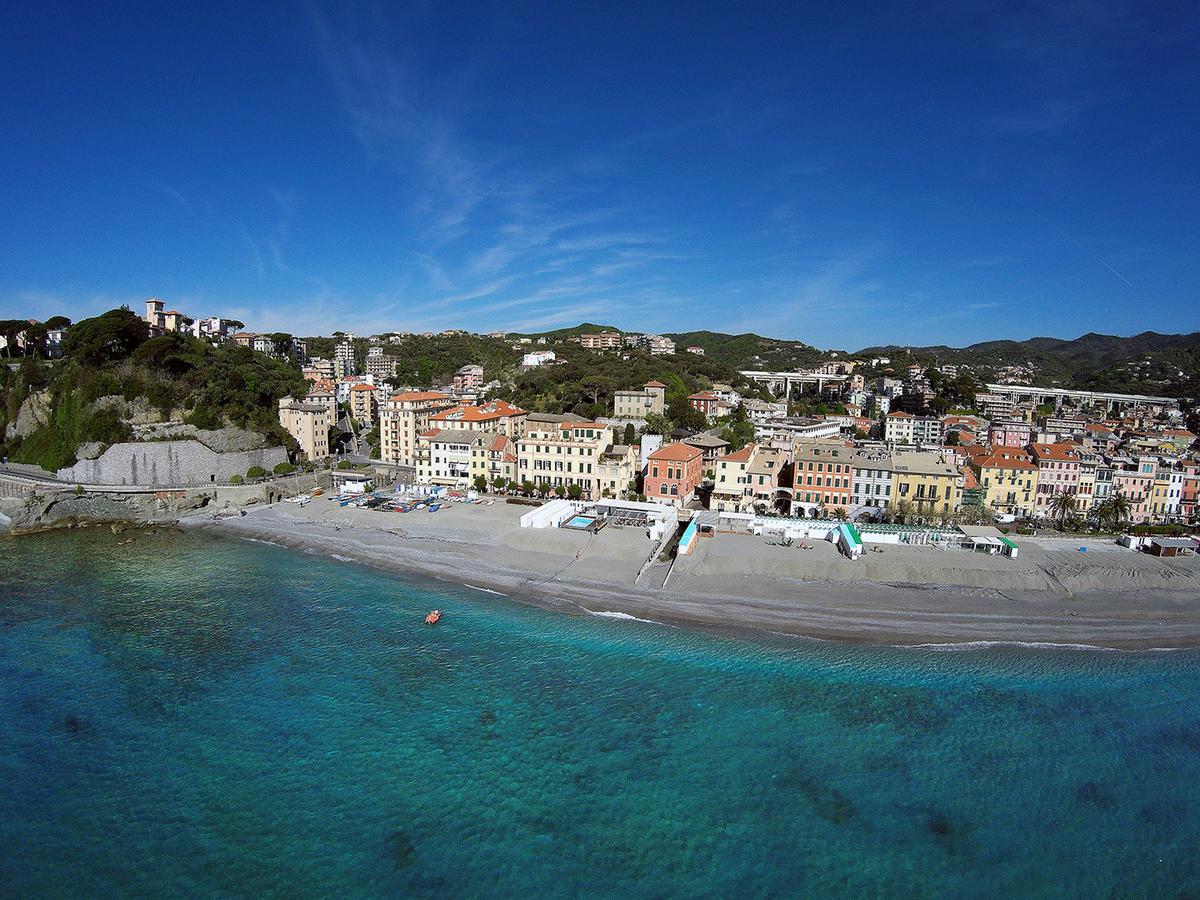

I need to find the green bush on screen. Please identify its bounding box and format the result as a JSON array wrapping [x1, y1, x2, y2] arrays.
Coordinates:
[[247, 466, 267, 478], [335, 460, 352, 470], [273, 462, 295, 475], [229, 474, 244, 484]]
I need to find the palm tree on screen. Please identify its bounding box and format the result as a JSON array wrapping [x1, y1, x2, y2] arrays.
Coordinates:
[[833, 506, 849, 522], [1048, 489, 1078, 530], [1106, 491, 1132, 530]]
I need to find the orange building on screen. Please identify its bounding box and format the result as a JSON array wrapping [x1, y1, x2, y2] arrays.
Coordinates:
[[645, 442, 704, 505]]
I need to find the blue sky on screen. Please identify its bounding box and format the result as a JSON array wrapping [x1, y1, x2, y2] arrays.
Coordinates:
[[1, 1, 1197, 348]]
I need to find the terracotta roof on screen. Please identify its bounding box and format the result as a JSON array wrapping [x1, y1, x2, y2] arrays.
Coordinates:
[[719, 444, 756, 463], [688, 391, 718, 400], [1030, 443, 1080, 463], [430, 400, 527, 423], [350, 384, 376, 392], [649, 441, 703, 462], [974, 449, 1038, 471], [886, 411, 914, 418], [644, 380, 667, 388], [960, 466, 980, 489]]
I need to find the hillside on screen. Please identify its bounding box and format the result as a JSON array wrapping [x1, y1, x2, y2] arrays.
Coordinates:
[[664, 331, 828, 371], [1, 308, 306, 472], [858, 331, 1200, 397]]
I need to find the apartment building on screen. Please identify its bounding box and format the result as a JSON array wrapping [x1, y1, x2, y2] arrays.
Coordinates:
[[366, 354, 398, 381], [579, 331, 622, 350], [613, 381, 666, 418], [452, 365, 484, 391], [417, 428, 476, 486], [688, 391, 726, 420], [646, 335, 676, 355], [645, 441, 704, 506], [305, 389, 338, 422], [278, 398, 331, 460], [891, 452, 960, 517], [883, 412, 914, 444], [1112, 457, 1157, 523], [348, 384, 377, 426], [1029, 443, 1080, 517], [970, 448, 1039, 517], [596, 444, 639, 498], [379, 391, 456, 466], [989, 420, 1035, 448], [429, 400, 527, 436], [792, 441, 854, 516], [469, 433, 518, 488], [849, 449, 894, 516], [711, 443, 787, 513], [516, 421, 614, 499], [711, 444, 757, 513]]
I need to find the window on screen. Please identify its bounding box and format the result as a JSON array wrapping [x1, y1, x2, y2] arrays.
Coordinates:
[[660, 484, 668, 495]]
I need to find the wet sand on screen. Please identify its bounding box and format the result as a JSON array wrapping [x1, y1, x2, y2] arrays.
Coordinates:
[[183, 498, 1200, 650]]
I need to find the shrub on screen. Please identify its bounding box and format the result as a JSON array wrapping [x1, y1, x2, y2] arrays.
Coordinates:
[[335, 460, 352, 470], [247, 466, 267, 478], [229, 474, 244, 484], [273, 462, 295, 475]]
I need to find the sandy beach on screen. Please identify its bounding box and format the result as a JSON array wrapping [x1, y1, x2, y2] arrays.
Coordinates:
[[184, 498, 1200, 649]]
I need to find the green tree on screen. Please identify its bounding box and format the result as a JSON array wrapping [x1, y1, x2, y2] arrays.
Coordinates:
[[567, 483, 583, 500], [1048, 489, 1077, 529], [623, 422, 636, 445], [473, 474, 488, 492], [273, 462, 295, 475], [61, 307, 148, 367]]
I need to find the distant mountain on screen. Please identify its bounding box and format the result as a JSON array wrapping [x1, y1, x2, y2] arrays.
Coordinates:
[[857, 331, 1200, 398]]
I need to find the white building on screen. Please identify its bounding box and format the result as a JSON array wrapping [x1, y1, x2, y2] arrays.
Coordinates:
[[522, 350, 556, 367]]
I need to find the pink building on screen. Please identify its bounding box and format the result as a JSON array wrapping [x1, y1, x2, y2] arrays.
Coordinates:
[[645, 442, 704, 505], [1029, 443, 1080, 517], [1112, 458, 1158, 523], [988, 420, 1034, 448]]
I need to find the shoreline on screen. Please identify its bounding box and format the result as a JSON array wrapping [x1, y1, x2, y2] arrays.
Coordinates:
[[181, 502, 1200, 651]]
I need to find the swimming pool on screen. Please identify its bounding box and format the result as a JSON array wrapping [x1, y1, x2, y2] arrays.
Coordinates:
[[564, 515, 596, 529]]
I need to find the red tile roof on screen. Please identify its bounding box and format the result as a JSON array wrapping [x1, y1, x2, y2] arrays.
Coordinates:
[[649, 441, 703, 462], [644, 380, 667, 388], [390, 391, 451, 402]]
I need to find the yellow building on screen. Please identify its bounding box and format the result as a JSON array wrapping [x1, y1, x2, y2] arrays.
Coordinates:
[[515, 421, 613, 499], [469, 432, 518, 489], [348, 384, 377, 426], [379, 391, 455, 466], [596, 443, 639, 498], [277, 397, 331, 460], [891, 451, 961, 517], [970, 448, 1039, 517]]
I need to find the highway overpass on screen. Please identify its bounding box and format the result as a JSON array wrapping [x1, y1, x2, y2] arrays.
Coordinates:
[[982, 384, 1180, 412], [741, 370, 848, 396]]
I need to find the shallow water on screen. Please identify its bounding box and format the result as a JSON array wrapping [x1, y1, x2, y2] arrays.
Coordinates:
[[2, 529, 1198, 896]]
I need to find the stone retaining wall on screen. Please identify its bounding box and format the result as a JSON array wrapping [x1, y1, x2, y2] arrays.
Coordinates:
[[57, 440, 287, 487]]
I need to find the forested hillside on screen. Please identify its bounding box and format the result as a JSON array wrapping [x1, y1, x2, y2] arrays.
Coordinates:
[[1, 308, 305, 471]]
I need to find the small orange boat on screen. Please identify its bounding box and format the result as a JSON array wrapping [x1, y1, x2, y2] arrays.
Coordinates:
[[425, 610, 442, 625]]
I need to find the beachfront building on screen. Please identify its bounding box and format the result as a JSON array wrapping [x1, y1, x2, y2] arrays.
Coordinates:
[[278, 397, 331, 461], [1029, 443, 1080, 518], [429, 400, 528, 437], [1112, 457, 1157, 523], [469, 432, 518, 489], [891, 452, 961, 518], [348, 384, 377, 426], [379, 391, 456, 467], [645, 442, 704, 506], [418, 428, 475, 486], [849, 448, 894, 519], [711, 444, 757, 513], [792, 441, 854, 517], [710, 443, 787, 513], [969, 448, 1038, 517], [613, 381, 666, 418], [883, 412, 914, 444], [597, 443, 639, 498], [516, 421, 614, 499]]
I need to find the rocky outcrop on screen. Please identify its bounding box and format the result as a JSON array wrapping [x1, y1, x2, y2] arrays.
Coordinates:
[[6, 390, 52, 440], [0, 489, 211, 533], [90, 394, 172, 426]]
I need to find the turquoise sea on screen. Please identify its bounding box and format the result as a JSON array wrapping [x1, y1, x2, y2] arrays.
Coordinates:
[[2, 529, 1198, 897]]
